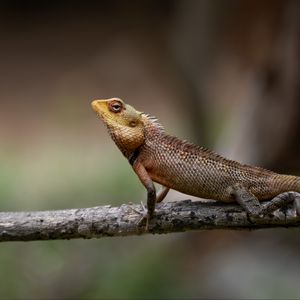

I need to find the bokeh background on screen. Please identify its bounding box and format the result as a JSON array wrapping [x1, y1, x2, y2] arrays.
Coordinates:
[[1, 0, 300, 298]]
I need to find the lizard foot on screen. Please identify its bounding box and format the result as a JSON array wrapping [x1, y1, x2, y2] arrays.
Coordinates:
[[261, 191, 300, 216], [128, 201, 150, 231]]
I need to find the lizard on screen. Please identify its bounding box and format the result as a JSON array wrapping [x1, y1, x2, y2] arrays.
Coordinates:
[[91, 97, 300, 228]]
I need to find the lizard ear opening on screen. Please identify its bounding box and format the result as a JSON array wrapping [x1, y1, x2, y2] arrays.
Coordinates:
[[129, 120, 137, 127]]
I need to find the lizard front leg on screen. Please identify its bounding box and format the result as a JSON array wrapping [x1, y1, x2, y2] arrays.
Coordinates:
[[132, 160, 156, 228]]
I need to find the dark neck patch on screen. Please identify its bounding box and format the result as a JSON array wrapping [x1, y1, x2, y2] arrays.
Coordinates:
[[128, 147, 140, 166]]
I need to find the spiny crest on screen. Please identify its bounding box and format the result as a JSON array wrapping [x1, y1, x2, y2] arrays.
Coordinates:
[[160, 134, 275, 174], [142, 113, 165, 132]]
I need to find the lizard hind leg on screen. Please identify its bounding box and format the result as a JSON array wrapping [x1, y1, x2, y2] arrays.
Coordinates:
[[229, 183, 262, 217], [230, 184, 300, 217]]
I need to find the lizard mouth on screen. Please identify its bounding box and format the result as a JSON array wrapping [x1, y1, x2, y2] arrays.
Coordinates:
[[91, 100, 113, 128]]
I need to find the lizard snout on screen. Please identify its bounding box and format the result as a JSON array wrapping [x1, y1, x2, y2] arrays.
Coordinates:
[[91, 99, 109, 116], [91, 99, 101, 112]]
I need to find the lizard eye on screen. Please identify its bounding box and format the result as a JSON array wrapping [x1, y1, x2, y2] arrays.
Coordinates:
[[109, 101, 122, 113]]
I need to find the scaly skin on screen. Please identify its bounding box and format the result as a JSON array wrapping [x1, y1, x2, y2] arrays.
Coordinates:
[[91, 98, 300, 224]]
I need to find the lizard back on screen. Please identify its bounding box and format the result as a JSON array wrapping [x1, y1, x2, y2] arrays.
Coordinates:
[[139, 129, 300, 202]]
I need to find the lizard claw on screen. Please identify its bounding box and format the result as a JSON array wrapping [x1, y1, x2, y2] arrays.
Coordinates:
[[128, 201, 150, 231], [137, 201, 149, 231]]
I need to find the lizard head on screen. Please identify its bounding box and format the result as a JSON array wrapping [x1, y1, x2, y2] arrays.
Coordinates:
[[91, 98, 145, 157]]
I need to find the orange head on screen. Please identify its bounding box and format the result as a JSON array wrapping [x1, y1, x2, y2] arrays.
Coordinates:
[[91, 98, 145, 157]]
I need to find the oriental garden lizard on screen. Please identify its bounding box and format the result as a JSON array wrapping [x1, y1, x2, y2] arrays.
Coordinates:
[[91, 98, 300, 228]]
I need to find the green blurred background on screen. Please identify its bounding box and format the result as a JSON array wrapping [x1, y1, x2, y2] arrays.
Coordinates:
[[1, 0, 300, 298]]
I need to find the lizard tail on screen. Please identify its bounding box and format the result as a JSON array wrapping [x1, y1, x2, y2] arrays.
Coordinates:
[[273, 174, 300, 194]]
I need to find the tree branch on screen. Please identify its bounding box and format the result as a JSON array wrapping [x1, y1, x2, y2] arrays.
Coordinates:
[[0, 199, 300, 242]]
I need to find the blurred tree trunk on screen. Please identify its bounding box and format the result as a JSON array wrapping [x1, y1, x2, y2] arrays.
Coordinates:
[[170, 0, 300, 172]]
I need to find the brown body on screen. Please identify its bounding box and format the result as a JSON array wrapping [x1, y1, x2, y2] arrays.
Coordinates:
[[91, 98, 300, 221], [139, 114, 300, 202]]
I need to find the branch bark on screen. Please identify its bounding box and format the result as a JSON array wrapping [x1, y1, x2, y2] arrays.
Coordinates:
[[0, 199, 299, 242]]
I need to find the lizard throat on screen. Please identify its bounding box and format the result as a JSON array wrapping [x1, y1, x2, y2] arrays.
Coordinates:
[[106, 123, 144, 159]]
